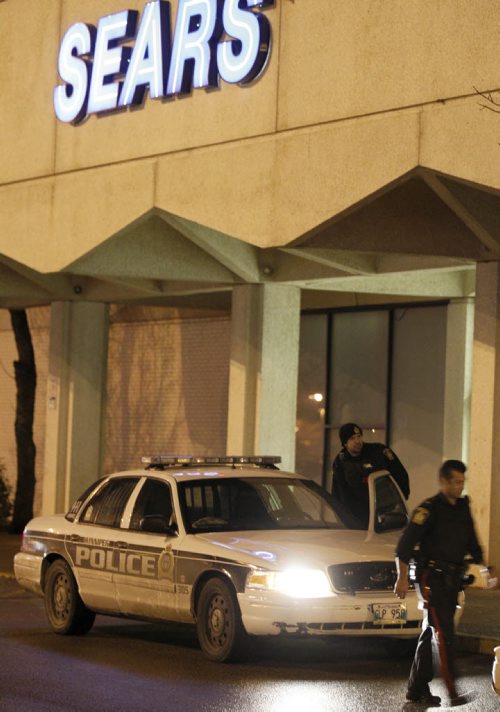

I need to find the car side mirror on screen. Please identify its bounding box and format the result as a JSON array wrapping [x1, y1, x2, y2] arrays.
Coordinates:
[[375, 511, 408, 532], [140, 515, 178, 536]]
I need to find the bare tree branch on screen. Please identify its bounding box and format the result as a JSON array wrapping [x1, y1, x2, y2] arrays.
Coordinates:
[[473, 86, 500, 114]]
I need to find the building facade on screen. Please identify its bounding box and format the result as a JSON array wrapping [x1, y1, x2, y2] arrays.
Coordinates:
[[0, 0, 499, 567]]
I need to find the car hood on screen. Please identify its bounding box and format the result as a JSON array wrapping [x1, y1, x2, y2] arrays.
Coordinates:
[[193, 528, 399, 570]]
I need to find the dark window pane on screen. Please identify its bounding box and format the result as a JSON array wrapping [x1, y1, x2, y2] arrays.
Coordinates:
[[81, 478, 139, 528], [374, 474, 408, 533], [330, 311, 388, 429], [178, 477, 344, 533], [66, 478, 104, 521], [391, 305, 447, 508], [325, 311, 389, 491], [130, 479, 173, 530], [295, 314, 327, 485]]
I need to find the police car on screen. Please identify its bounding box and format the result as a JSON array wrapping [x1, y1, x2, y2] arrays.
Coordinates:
[[14, 456, 421, 661]]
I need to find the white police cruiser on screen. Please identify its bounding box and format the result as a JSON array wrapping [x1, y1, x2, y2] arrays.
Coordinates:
[[14, 456, 421, 661]]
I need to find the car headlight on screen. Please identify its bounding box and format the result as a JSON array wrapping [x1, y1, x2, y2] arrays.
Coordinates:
[[246, 568, 333, 598]]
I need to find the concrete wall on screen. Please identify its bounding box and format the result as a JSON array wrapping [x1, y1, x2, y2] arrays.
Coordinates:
[[0, 307, 231, 515], [104, 315, 230, 474], [1, 1, 499, 269]]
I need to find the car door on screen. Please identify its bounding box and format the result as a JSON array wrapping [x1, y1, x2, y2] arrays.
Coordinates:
[[114, 476, 178, 619], [67, 476, 140, 611], [367, 470, 409, 534]]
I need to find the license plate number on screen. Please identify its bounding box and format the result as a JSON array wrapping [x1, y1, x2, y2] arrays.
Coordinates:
[[370, 603, 407, 623]]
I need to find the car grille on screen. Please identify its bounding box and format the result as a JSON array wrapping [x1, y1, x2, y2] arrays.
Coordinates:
[[328, 561, 398, 593], [307, 621, 421, 631]]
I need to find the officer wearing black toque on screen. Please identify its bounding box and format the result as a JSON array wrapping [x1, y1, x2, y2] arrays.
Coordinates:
[[394, 459, 494, 707], [331, 422, 410, 529]]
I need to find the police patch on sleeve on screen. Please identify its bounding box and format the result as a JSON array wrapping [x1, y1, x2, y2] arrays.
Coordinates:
[[383, 448, 395, 461], [411, 507, 430, 525]]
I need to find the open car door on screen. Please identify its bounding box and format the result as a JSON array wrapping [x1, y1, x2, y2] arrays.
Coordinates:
[[367, 470, 409, 534]]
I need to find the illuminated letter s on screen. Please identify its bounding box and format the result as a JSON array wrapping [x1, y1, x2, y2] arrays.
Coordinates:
[[217, 0, 273, 85], [53, 23, 96, 125]]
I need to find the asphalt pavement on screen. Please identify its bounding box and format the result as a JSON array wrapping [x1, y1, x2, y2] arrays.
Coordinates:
[[0, 577, 497, 712]]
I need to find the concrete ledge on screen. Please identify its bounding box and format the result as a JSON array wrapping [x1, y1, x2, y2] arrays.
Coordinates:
[[458, 635, 500, 655]]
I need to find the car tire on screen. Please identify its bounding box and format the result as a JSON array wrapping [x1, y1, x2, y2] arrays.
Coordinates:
[[44, 559, 96, 635], [196, 577, 248, 662]]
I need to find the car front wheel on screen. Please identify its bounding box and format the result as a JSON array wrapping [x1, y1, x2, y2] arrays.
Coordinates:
[[196, 577, 248, 662], [44, 559, 95, 635]]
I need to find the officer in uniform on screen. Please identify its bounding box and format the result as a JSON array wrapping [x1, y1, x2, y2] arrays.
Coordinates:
[[395, 459, 490, 707], [331, 422, 410, 528]]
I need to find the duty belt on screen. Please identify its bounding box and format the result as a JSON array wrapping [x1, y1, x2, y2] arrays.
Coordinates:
[[427, 559, 464, 574], [426, 559, 474, 587]]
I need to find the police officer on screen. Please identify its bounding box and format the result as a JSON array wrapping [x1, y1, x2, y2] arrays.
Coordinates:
[[395, 460, 490, 707], [331, 423, 410, 528]]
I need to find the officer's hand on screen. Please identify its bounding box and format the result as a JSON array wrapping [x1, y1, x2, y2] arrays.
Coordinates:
[[482, 566, 498, 589], [394, 576, 409, 600]]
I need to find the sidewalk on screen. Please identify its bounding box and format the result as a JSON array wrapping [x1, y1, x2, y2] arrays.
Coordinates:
[[457, 586, 500, 655], [1, 531, 498, 654], [0, 531, 21, 578]]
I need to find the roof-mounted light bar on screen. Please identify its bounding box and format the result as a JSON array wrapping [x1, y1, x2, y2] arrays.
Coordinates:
[[141, 455, 282, 467]]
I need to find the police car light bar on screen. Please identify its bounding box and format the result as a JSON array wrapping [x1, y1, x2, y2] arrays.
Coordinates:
[[141, 455, 282, 467]]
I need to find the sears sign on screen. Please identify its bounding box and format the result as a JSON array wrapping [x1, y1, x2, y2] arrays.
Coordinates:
[[54, 0, 274, 125]]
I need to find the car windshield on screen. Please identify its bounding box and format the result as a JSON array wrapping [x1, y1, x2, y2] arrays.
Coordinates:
[[178, 477, 345, 533]]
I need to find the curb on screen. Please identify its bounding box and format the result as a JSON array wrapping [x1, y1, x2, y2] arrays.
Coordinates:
[[458, 635, 500, 655]]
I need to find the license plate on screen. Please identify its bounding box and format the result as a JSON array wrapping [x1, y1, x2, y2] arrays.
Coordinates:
[[370, 603, 407, 624]]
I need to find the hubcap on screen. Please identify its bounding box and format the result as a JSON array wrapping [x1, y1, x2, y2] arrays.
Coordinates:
[[208, 594, 229, 646], [53, 573, 70, 620]]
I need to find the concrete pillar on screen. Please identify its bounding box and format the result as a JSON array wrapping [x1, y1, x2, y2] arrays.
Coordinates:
[[42, 302, 109, 515], [442, 298, 474, 463], [468, 262, 500, 570], [226, 284, 301, 472]]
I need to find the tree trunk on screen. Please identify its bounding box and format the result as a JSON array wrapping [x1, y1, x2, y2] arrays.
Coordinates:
[[8, 309, 37, 533]]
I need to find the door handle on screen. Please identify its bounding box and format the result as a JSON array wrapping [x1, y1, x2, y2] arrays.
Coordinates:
[[115, 541, 128, 549], [70, 534, 82, 542]]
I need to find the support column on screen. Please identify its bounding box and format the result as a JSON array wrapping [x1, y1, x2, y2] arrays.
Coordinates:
[[42, 302, 109, 515], [468, 263, 500, 570], [442, 298, 474, 462], [226, 284, 301, 472]]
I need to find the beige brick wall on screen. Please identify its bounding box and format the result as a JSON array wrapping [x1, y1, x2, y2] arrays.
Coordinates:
[[103, 316, 231, 474], [0, 307, 230, 515]]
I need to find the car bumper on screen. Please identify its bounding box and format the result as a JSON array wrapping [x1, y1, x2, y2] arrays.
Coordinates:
[[238, 590, 421, 637], [14, 552, 43, 595]]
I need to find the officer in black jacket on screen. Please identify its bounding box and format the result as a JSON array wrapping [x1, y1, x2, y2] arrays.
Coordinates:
[[395, 459, 488, 707], [331, 422, 410, 529]]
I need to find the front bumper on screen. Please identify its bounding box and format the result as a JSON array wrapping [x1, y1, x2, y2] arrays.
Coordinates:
[[238, 590, 421, 637], [14, 552, 43, 595]]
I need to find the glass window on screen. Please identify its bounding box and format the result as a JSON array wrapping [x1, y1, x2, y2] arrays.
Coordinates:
[[295, 314, 327, 484], [129, 479, 173, 530], [178, 477, 345, 533], [66, 478, 105, 521], [325, 310, 389, 489], [80, 478, 139, 528], [391, 305, 447, 508], [374, 474, 408, 533], [330, 310, 388, 431]]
